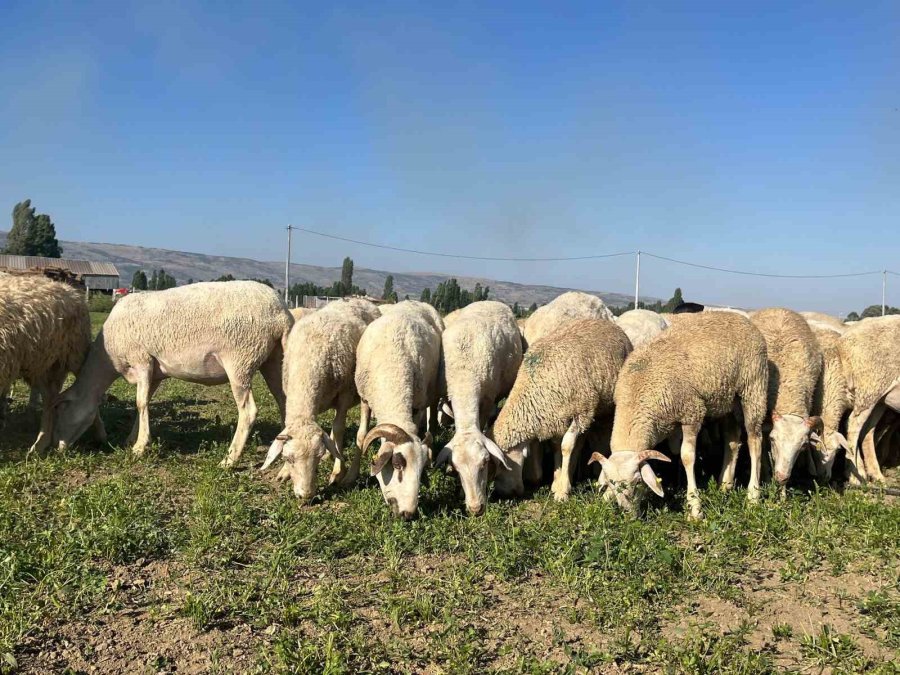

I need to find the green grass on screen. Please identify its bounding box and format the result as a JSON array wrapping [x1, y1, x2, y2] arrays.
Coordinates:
[[0, 312, 898, 672]]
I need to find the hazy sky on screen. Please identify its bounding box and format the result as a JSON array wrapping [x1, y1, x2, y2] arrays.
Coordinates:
[[1, 1, 898, 313]]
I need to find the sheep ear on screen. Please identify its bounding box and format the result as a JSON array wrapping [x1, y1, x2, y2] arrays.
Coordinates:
[[371, 443, 394, 476], [809, 431, 822, 445], [485, 437, 511, 471], [434, 442, 453, 468], [588, 452, 607, 466], [640, 463, 664, 497], [260, 433, 289, 471], [322, 433, 344, 461]]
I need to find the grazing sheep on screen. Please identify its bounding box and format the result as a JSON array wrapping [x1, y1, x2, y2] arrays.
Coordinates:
[[0, 275, 100, 453], [838, 316, 900, 483], [260, 299, 381, 500], [492, 319, 632, 501], [597, 312, 768, 519], [523, 291, 614, 345], [433, 301, 523, 515], [615, 309, 668, 348], [750, 309, 824, 486], [704, 306, 751, 318], [355, 301, 443, 519], [801, 311, 846, 334], [810, 326, 852, 481], [53, 281, 292, 467]]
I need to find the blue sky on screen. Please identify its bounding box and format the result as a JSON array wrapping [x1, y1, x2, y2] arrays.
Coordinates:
[[1, 1, 897, 313]]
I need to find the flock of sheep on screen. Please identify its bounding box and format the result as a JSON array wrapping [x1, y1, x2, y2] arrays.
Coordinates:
[[2, 272, 899, 521]]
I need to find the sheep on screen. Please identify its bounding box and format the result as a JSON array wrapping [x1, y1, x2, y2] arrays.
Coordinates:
[[53, 281, 292, 467], [260, 299, 381, 500], [432, 301, 523, 515], [523, 291, 614, 346], [837, 316, 900, 483], [290, 307, 317, 322], [492, 319, 632, 501], [704, 306, 751, 318], [750, 308, 824, 486], [0, 274, 101, 453], [615, 309, 668, 348], [354, 300, 443, 519], [596, 312, 768, 519], [800, 311, 846, 334], [809, 325, 852, 481]]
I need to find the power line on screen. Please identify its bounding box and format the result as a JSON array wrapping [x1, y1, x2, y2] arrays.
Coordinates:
[[292, 225, 888, 279], [641, 252, 882, 279], [291, 226, 635, 262]]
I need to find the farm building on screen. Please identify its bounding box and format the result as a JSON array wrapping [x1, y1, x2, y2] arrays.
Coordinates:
[[0, 254, 120, 291]]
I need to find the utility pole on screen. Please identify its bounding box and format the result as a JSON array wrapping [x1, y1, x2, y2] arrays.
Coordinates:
[[883, 270, 887, 317], [634, 250, 641, 310], [285, 225, 294, 302]]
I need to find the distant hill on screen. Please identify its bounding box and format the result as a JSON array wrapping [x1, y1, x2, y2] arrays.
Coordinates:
[[0, 231, 650, 307]]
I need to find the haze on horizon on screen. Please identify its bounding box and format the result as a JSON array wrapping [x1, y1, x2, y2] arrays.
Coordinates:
[[1, 1, 898, 315]]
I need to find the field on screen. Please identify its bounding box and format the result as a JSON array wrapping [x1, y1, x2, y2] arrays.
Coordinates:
[[0, 313, 898, 674]]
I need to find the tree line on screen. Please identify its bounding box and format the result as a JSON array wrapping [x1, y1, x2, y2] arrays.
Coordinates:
[[846, 305, 900, 321], [2, 200, 62, 257]]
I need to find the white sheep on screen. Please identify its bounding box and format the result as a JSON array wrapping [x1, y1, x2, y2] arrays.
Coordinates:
[[615, 309, 668, 348], [597, 312, 768, 519], [800, 311, 846, 334], [0, 275, 102, 453], [838, 316, 900, 483], [750, 308, 824, 486], [354, 300, 443, 519], [433, 301, 523, 515], [492, 318, 632, 502], [53, 281, 292, 467], [523, 291, 614, 345], [260, 299, 381, 500]]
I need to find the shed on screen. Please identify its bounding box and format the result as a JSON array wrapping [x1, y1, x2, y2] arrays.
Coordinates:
[[0, 254, 120, 291]]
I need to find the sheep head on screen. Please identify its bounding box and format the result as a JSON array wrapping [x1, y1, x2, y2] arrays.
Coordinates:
[[769, 413, 821, 485], [434, 431, 511, 516], [363, 424, 430, 520], [590, 450, 671, 513], [260, 422, 344, 501]]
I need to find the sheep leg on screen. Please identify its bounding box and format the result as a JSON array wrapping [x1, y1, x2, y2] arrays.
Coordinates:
[[28, 387, 41, 411], [680, 423, 703, 520], [551, 422, 580, 502], [131, 371, 160, 457], [719, 415, 742, 491], [259, 349, 287, 424], [327, 395, 353, 485], [220, 378, 258, 468], [334, 401, 369, 488], [126, 379, 160, 448], [860, 404, 887, 484], [746, 430, 763, 503], [846, 408, 873, 484], [28, 369, 66, 455]]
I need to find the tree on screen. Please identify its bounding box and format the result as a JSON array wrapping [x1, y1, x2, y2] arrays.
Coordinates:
[[132, 270, 148, 290], [382, 275, 396, 302], [512, 302, 521, 317], [30, 213, 62, 257], [420, 287, 432, 303], [528, 302, 538, 313], [846, 311, 860, 321], [149, 270, 158, 290], [341, 257, 354, 295], [662, 288, 684, 313], [860, 304, 900, 319], [4, 200, 62, 257]]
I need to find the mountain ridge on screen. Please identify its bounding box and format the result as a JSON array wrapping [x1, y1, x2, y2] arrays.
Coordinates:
[[0, 230, 651, 307]]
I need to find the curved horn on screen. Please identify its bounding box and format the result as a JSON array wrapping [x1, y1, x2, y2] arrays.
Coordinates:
[[636, 450, 671, 463], [441, 402, 454, 419], [361, 424, 413, 453], [434, 440, 454, 468], [260, 433, 291, 471]]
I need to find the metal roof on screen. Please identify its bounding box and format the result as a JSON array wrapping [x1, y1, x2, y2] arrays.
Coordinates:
[[0, 254, 119, 277]]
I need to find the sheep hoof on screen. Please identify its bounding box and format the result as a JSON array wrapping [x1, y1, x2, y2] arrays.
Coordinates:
[[132, 445, 148, 457], [687, 509, 704, 521], [720, 481, 735, 492], [551, 489, 570, 502], [219, 457, 236, 469]]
